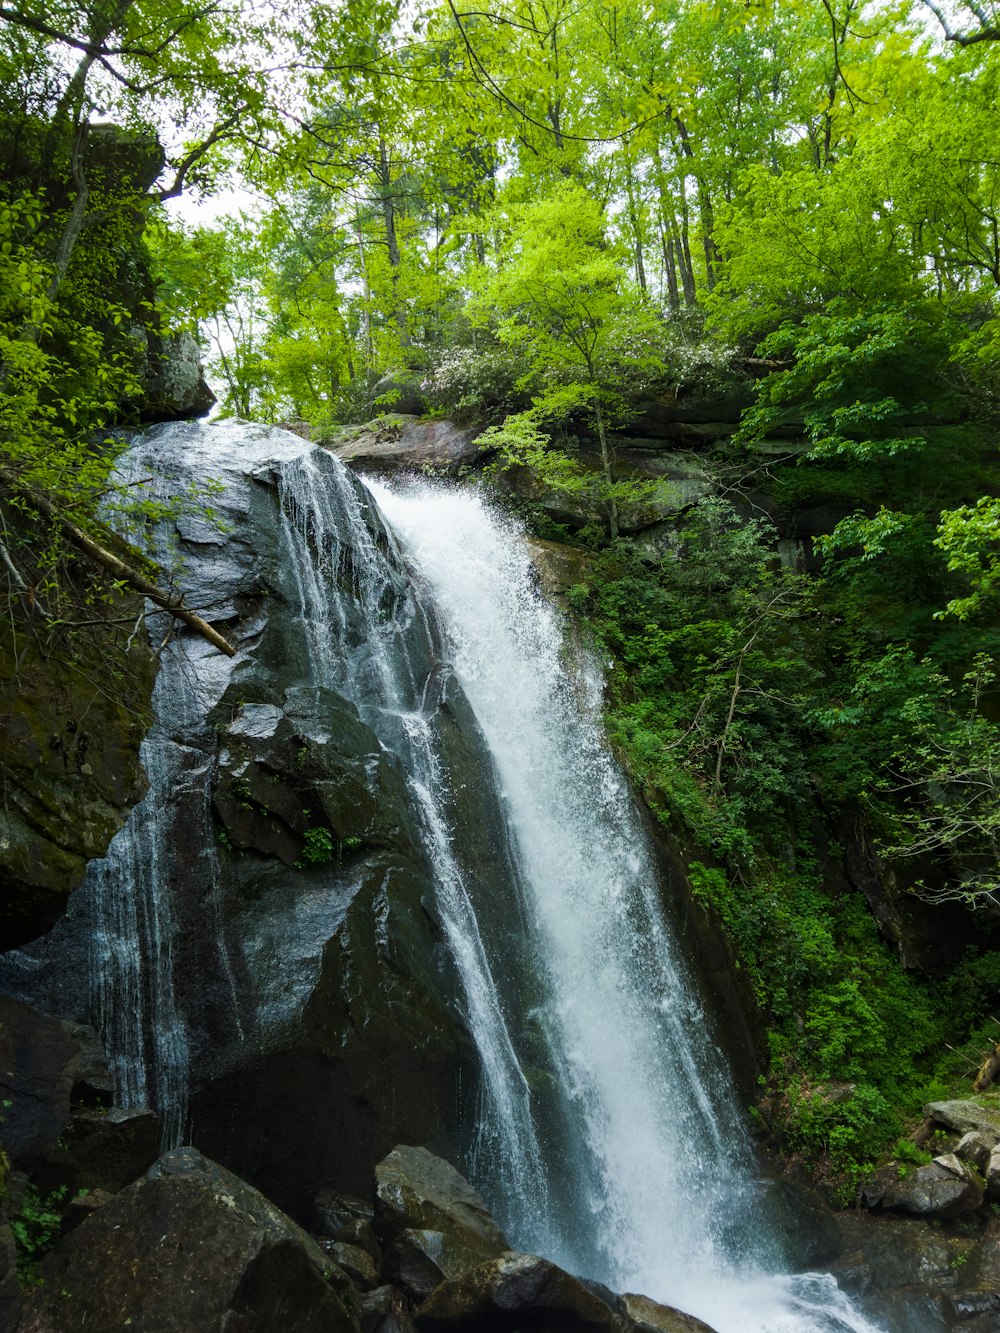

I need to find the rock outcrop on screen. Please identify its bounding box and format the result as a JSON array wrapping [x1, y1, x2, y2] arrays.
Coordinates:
[[20, 1147, 359, 1333]]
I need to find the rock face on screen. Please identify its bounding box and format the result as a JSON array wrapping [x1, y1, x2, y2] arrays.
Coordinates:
[[20, 1147, 358, 1333], [0, 997, 112, 1171], [415, 1252, 628, 1332], [0, 422, 525, 1220], [375, 1146, 509, 1258], [0, 570, 156, 947], [327, 415, 482, 473]]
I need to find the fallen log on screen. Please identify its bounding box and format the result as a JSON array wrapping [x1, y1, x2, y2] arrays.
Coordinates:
[[2, 470, 237, 657]]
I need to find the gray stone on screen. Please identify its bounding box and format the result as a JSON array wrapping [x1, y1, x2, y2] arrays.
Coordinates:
[[329, 416, 480, 472], [362, 1284, 417, 1333], [879, 1157, 984, 1218], [924, 1098, 1000, 1140], [337, 1217, 383, 1265], [314, 1187, 374, 1236], [383, 1227, 493, 1300], [21, 1147, 358, 1331], [330, 1240, 380, 1290], [956, 1131, 995, 1171], [415, 1251, 626, 1331], [374, 1145, 508, 1259], [623, 1292, 720, 1333]]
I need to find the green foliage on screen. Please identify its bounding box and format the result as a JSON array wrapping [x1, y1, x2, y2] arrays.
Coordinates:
[[10, 1184, 68, 1286], [298, 825, 335, 866]]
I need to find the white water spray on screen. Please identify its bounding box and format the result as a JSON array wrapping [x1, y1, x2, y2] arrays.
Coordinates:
[[368, 477, 884, 1333]]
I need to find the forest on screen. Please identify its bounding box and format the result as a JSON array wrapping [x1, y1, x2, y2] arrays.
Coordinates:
[[2, 0, 1000, 1207]]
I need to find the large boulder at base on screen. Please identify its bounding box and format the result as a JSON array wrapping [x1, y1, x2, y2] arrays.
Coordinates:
[[374, 1146, 508, 1259], [328, 416, 481, 473], [414, 1252, 628, 1332], [622, 1293, 719, 1333], [19, 1147, 359, 1333], [0, 997, 111, 1169]]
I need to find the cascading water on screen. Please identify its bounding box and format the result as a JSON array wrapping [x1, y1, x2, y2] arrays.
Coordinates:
[[0, 420, 899, 1329], [367, 477, 885, 1333], [275, 451, 549, 1214]]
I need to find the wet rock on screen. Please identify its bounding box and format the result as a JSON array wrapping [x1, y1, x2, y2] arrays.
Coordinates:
[[21, 1146, 359, 1332], [0, 997, 112, 1170], [329, 416, 479, 472], [0, 572, 155, 947], [33, 1106, 160, 1198], [415, 1251, 627, 1331], [383, 1227, 493, 1300], [362, 1284, 418, 1333], [330, 1239, 380, 1290], [61, 1186, 115, 1232], [622, 1292, 720, 1333], [315, 1188, 375, 1235], [956, 1131, 995, 1172], [878, 1156, 984, 1218], [829, 1212, 963, 1331], [374, 1145, 508, 1259], [338, 1217, 384, 1265]]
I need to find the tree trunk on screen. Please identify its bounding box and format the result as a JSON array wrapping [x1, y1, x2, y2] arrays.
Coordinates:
[[1, 471, 237, 656], [624, 170, 647, 293], [377, 134, 408, 344], [593, 397, 619, 541]]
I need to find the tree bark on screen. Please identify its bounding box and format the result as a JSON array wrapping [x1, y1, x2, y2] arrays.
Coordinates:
[[2, 472, 237, 656]]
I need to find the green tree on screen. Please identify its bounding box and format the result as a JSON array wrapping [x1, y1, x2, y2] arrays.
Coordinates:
[[470, 181, 667, 537]]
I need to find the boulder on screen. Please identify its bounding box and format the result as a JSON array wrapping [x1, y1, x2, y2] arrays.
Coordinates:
[[140, 328, 216, 420], [32, 1106, 160, 1199], [956, 1131, 995, 1172], [622, 1292, 720, 1333], [383, 1227, 495, 1300], [21, 1147, 359, 1332], [374, 1145, 508, 1259], [830, 1212, 965, 1332], [329, 416, 481, 473], [372, 374, 427, 416], [414, 1251, 626, 1331], [338, 1217, 384, 1265], [329, 1240, 380, 1290], [362, 1284, 418, 1333], [924, 1098, 1000, 1140], [0, 997, 112, 1169], [877, 1155, 984, 1219], [315, 1188, 375, 1235]]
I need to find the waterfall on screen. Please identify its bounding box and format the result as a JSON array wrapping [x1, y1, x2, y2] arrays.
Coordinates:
[[367, 476, 884, 1333], [275, 451, 549, 1215], [0, 421, 892, 1329]]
